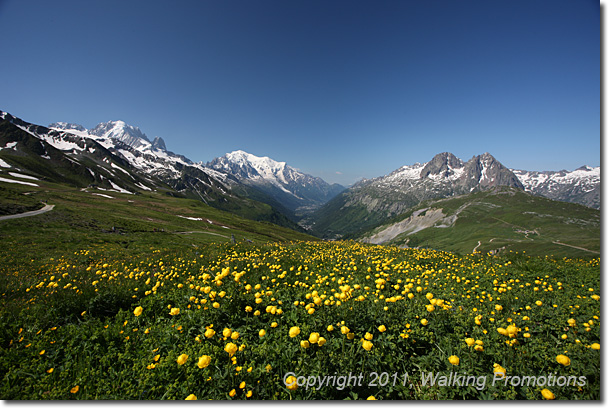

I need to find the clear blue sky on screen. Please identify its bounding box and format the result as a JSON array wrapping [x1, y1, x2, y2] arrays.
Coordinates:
[[0, 0, 600, 186]]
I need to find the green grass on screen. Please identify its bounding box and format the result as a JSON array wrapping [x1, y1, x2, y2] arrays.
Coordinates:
[[360, 188, 600, 259]]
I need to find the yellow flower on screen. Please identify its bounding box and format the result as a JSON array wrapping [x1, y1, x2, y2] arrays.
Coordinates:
[[362, 340, 373, 351], [465, 338, 475, 347], [205, 328, 216, 338], [523, 333, 531, 338], [495, 304, 503, 311], [591, 343, 600, 350], [285, 375, 298, 390], [46, 368, 54, 374], [426, 304, 435, 312], [70, 386, 79, 394], [289, 326, 301, 338], [225, 342, 238, 357], [309, 332, 320, 344], [535, 300, 543, 306], [222, 328, 232, 338], [231, 331, 240, 340], [177, 354, 188, 365], [246, 390, 253, 398], [185, 394, 197, 400], [153, 354, 160, 361], [347, 332, 355, 340], [327, 325, 334, 332], [365, 332, 373, 340], [133, 306, 143, 317], [270, 322, 278, 328], [259, 329, 266, 337], [556, 354, 570, 366], [474, 345, 484, 352], [318, 337, 327, 346], [169, 307, 180, 316], [229, 389, 236, 397], [420, 319, 428, 326], [541, 389, 555, 400], [39, 350, 45, 355], [300, 340, 310, 348], [448, 355, 459, 365], [378, 325, 386, 333], [197, 355, 212, 369], [366, 396, 376, 400], [493, 363, 506, 378], [341, 326, 350, 334]]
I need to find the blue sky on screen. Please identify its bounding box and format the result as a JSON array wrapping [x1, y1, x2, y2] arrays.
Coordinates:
[[0, 0, 600, 186]]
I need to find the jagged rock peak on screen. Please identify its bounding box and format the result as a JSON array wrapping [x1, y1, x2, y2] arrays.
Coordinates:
[[420, 152, 464, 178], [152, 136, 167, 151], [49, 122, 87, 132]]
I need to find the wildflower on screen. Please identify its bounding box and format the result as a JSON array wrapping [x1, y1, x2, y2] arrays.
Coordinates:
[[225, 342, 238, 357], [309, 332, 320, 344], [70, 386, 79, 394], [300, 340, 310, 348], [341, 326, 350, 334], [365, 332, 373, 340], [448, 355, 459, 365], [222, 328, 232, 338], [185, 394, 197, 400], [270, 322, 278, 328], [169, 307, 180, 316], [153, 354, 160, 361], [46, 368, 54, 374], [133, 306, 143, 317], [378, 325, 386, 333], [367, 396, 376, 400], [495, 304, 503, 311], [318, 337, 327, 346], [327, 325, 334, 332], [259, 329, 266, 337], [177, 354, 189, 365], [591, 343, 600, 350], [39, 350, 45, 355], [493, 363, 506, 378], [420, 319, 428, 326], [246, 390, 253, 398], [556, 354, 570, 366], [205, 328, 216, 338], [231, 331, 239, 340], [289, 326, 301, 338], [285, 375, 298, 390], [465, 338, 475, 346], [229, 389, 236, 397], [347, 332, 355, 340], [197, 355, 212, 369], [541, 389, 555, 400], [362, 340, 373, 351]]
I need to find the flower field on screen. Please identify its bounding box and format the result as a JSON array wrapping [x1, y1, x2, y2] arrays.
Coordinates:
[[0, 241, 600, 400]]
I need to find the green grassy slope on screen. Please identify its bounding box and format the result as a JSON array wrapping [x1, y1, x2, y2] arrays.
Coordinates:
[[0, 177, 317, 266], [359, 187, 600, 258]]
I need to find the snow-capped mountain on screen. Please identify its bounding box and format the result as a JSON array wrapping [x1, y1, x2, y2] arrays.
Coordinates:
[[512, 166, 600, 209], [308, 152, 525, 238], [206, 150, 344, 213]]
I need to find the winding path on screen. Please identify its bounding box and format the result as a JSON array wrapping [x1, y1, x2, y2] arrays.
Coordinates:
[[0, 204, 55, 222]]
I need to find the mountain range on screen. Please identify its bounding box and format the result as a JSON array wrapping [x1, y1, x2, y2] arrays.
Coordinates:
[[0, 110, 600, 243]]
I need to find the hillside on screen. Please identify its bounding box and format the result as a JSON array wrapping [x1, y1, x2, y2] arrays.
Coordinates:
[[358, 187, 600, 258], [0, 173, 317, 261]]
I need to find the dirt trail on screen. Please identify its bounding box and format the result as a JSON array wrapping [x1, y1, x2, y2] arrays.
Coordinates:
[[552, 241, 599, 254], [0, 204, 55, 221]]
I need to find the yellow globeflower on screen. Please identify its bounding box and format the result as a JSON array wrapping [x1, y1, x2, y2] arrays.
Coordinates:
[[289, 326, 301, 338], [341, 326, 350, 334], [365, 332, 373, 340], [495, 304, 503, 311], [309, 332, 320, 344], [420, 319, 428, 326], [465, 338, 475, 347], [177, 354, 189, 365], [70, 386, 79, 394], [541, 389, 555, 400], [367, 396, 376, 400], [169, 307, 180, 316], [224, 342, 238, 357], [493, 363, 506, 378], [327, 325, 334, 332], [556, 354, 570, 366], [185, 394, 197, 400], [270, 322, 278, 328], [231, 331, 240, 340], [591, 343, 600, 350], [300, 340, 310, 348], [259, 329, 266, 337], [362, 340, 373, 351], [222, 328, 232, 338], [205, 328, 216, 338], [448, 355, 459, 365], [197, 355, 212, 369], [347, 332, 355, 340], [318, 337, 327, 347], [285, 375, 298, 390], [133, 306, 143, 317], [426, 304, 435, 312], [378, 325, 386, 333]]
